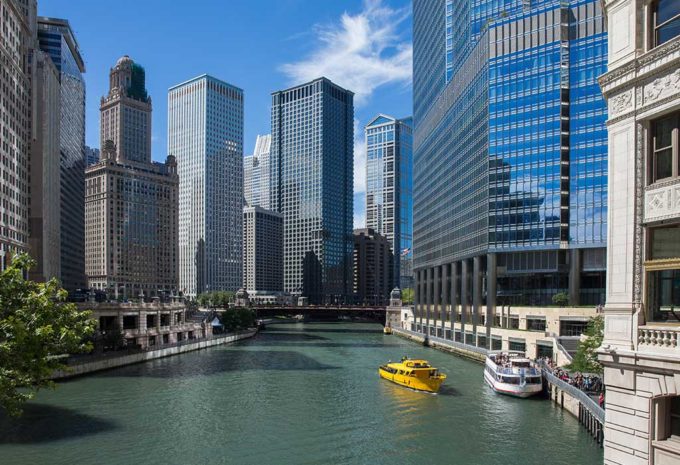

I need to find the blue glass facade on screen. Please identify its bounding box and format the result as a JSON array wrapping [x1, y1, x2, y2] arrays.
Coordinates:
[[365, 115, 413, 290], [413, 0, 608, 313], [271, 78, 354, 304]]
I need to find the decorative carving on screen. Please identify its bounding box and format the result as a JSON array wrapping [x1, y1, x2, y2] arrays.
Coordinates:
[[633, 123, 644, 304], [610, 90, 633, 114], [643, 68, 680, 104], [644, 180, 680, 223]]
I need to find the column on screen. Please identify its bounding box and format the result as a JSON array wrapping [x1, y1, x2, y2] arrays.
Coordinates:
[[414, 269, 420, 331], [486, 253, 497, 345], [450, 261, 459, 340], [419, 270, 425, 330], [426, 267, 433, 336], [569, 248, 581, 306], [473, 255, 482, 345], [461, 259, 469, 343], [441, 263, 449, 336], [434, 265, 441, 337]]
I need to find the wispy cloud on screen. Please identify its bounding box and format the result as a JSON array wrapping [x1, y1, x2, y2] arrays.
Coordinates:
[[280, 0, 412, 107]]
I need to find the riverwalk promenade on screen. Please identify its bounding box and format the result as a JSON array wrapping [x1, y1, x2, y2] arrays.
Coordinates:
[[51, 329, 257, 379]]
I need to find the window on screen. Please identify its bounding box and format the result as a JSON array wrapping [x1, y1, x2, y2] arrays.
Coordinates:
[[648, 269, 680, 322], [651, 113, 679, 182], [654, 0, 680, 46]]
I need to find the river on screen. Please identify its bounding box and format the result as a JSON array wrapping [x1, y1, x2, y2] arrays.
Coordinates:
[[0, 322, 603, 465]]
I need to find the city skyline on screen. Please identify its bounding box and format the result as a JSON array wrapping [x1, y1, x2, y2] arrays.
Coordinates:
[[39, 0, 414, 228]]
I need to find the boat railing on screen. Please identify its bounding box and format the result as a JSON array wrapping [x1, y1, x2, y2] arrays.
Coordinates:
[[495, 367, 541, 376]]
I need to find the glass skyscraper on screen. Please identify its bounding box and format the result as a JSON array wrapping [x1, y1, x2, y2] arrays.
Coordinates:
[[365, 114, 413, 290], [168, 75, 244, 297], [37, 17, 87, 292], [270, 78, 354, 304], [244, 134, 272, 209], [413, 0, 607, 345]]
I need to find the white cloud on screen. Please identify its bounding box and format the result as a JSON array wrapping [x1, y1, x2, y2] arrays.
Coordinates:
[[280, 0, 412, 107]]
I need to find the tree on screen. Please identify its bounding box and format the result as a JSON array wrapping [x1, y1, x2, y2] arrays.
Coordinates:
[[401, 288, 414, 305], [196, 293, 210, 308], [568, 315, 604, 374], [552, 292, 569, 307], [0, 254, 95, 416]]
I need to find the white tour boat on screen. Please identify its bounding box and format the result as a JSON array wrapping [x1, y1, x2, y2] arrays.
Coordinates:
[[483, 352, 543, 398]]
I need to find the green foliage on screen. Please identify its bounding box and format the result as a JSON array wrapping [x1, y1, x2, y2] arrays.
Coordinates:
[[401, 288, 414, 305], [197, 291, 234, 309], [0, 254, 95, 416], [568, 315, 604, 374], [219, 307, 255, 332], [552, 291, 569, 307]]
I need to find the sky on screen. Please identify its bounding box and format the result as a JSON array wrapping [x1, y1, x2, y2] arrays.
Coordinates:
[[40, 0, 414, 228]]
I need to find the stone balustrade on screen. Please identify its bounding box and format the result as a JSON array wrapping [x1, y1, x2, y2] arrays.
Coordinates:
[[638, 326, 680, 352]]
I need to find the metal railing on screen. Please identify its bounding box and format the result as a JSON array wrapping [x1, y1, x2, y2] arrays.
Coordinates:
[[539, 362, 604, 423], [395, 327, 489, 356]]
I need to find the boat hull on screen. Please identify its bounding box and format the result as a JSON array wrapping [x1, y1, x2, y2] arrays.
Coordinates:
[[484, 370, 542, 398], [379, 367, 443, 393]]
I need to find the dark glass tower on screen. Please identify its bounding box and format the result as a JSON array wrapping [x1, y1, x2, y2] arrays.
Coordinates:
[[270, 78, 354, 304], [413, 0, 608, 345], [37, 17, 87, 292]]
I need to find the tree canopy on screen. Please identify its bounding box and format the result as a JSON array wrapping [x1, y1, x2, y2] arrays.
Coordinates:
[[401, 288, 414, 305], [197, 291, 234, 308], [0, 254, 95, 416], [568, 315, 604, 374]]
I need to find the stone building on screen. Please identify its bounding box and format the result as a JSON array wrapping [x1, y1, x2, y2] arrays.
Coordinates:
[[87, 300, 210, 350], [37, 17, 87, 292], [598, 0, 680, 464], [353, 228, 393, 306], [28, 49, 61, 282], [85, 141, 179, 299], [0, 0, 33, 269], [243, 205, 283, 294]]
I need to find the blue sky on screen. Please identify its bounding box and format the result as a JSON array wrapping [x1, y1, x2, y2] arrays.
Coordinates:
[[40, 0, 413, 227]]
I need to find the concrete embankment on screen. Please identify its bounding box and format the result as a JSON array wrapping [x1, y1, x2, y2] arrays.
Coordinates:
[[52, 330, 257, 380]]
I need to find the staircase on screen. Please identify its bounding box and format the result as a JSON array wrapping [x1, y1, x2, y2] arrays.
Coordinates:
[[558, 337, 581, 357]]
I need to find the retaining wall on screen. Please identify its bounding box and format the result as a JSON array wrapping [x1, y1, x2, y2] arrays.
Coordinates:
[[52, 330, 257, 380]]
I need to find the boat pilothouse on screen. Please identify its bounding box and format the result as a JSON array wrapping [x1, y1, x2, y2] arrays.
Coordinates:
[[484, 352, 543, 398]]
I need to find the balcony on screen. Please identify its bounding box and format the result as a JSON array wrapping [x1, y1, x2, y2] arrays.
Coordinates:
[[645, 179, 680, 223], [638, 325, 680, 353]]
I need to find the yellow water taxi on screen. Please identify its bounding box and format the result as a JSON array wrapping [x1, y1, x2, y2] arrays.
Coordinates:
[[383, 326, 392, 335], [378, 357, 447, 393]]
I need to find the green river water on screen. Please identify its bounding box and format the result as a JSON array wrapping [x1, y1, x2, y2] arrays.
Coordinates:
[[0, 322, 603, 465]]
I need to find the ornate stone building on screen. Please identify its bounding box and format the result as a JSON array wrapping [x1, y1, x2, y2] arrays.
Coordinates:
[[85, 141, 178, 299], [0, 0, 33, 269], [85, 56, 178, 299], [598, 1, 680, 463]]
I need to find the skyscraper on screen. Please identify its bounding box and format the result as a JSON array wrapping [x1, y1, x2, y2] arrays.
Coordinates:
[[353, 228, 393, 306], [85, 146, 100, 166], [85, 56, 178, 299], [100, 55, 151, 164], [28, 49, 61, 283], [37, 16, 87, 291], [243, 206, 283, 294], [244, 134, 272, 209], [0, 0, 33, 269], [168, 75, 244, 297], [270, 77, 354, 304], [412, 0, 607, 346], [365, 114, 413, 290]]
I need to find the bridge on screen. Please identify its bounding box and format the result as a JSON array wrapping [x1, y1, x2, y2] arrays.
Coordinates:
[[252, 305, 388, 321]]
